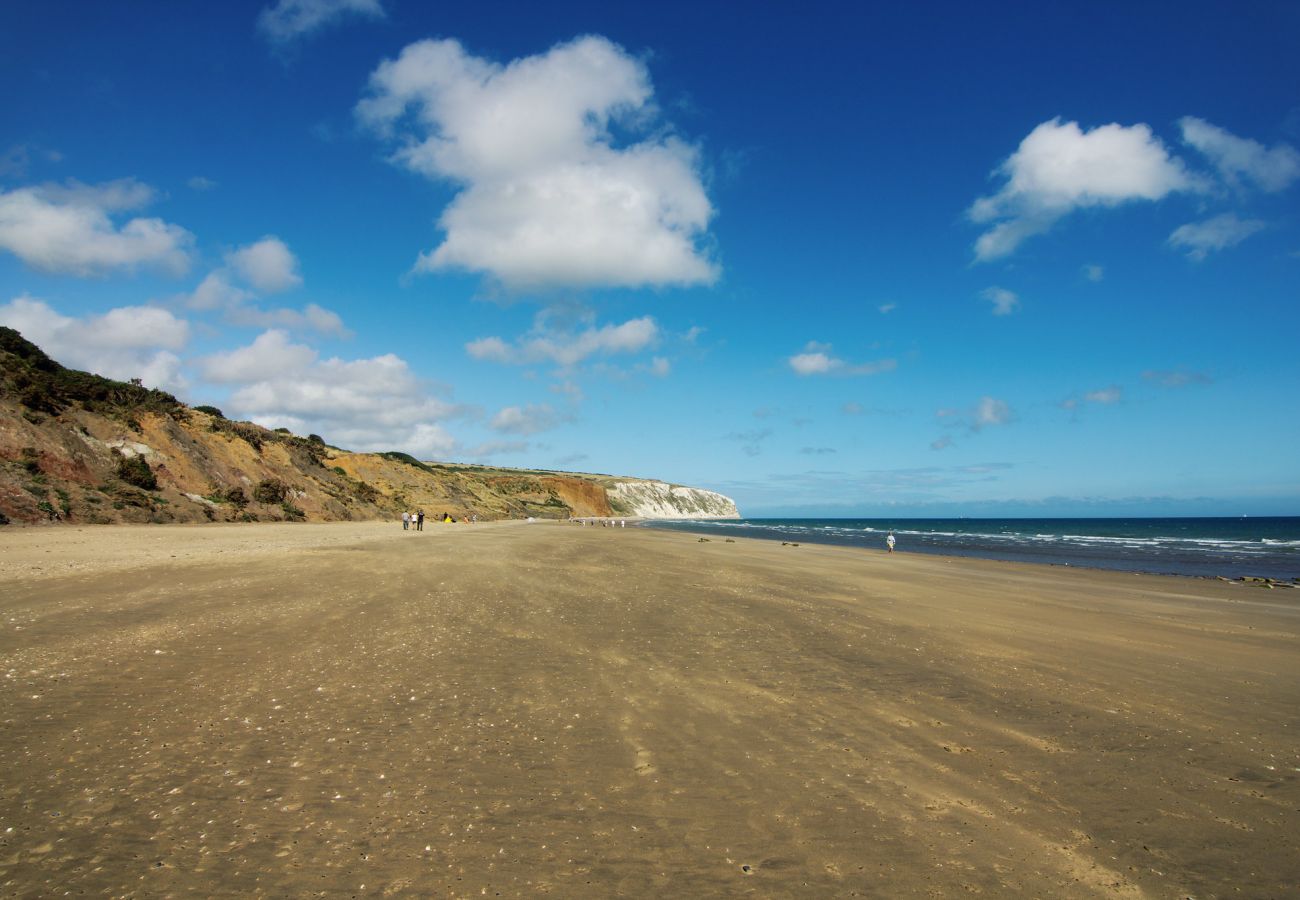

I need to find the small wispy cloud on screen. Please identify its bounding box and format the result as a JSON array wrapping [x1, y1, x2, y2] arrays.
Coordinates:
[[1179, 117, 1300, 193], [936, 396, 1013, 440], [257, 0, 385, 44], [468, 312, 659, 371], [1143, 368, 1212, 388], [1061, 385, 1122, 412], [980, 286, 1020, 316], [725, 427, 773, 457], [1168, 213, 1266, 260], [489, 403, 571, 436], [788, 341, 896, 376], [1082, 263, 1104, 282]]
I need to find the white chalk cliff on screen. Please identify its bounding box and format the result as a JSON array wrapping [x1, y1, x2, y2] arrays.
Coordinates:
[[606, 480, 740, 519]]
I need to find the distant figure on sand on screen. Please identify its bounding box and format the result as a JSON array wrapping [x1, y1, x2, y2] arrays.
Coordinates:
[[402, 511, 410, 531], [416, 510, 424, 531], [886, 532, 896, 553]]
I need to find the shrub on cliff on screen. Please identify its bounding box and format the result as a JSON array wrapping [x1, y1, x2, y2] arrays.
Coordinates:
[[2, 326, 182, 419], [116, 455, 158, 490], [194, 405, 224, 418], [253, 478, 289, 504]]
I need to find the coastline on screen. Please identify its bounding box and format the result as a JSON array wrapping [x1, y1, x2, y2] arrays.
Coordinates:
[[2, 521, 1296, 896], [642, 516, 1300, 582]]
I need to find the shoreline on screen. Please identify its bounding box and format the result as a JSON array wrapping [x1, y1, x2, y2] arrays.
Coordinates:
[[2, 521, 1296, 896], [641, 517, 1300, 583]]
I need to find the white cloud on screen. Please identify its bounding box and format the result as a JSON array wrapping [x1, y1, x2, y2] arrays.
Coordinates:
[[227, 302, 349, 337], [357, 36, 718, 290], [1084, 386, 1122, 405], [204, 329, 461, 458], [489, 403, 570, 436], [1180, 117, 1300, 193], [0, 181, 193, 276], [227, 236, 302, 293], [970, 118, 1199, 260], [181, 265, 344, 336], [936, 396, 1013, 436], [36, 177, 157, 211], [467, 313, 659, 369], [257, 0, 385, 43], [973, 396, 1012, 430], [200, 329, 318, 383], [980, 286, 1020, 316], [1168, 213, 1265, 260], [787, 341, 896, 376], [187, 176, 218, 191], [645, 356, 671, 377], [1064, 385, 1123, 410], [1082, 263, 1104, 282], [185, 272, 253, 311], [463, 439, 531, 460], [0, 295, 189, 391], [878, 302, 897, 314]]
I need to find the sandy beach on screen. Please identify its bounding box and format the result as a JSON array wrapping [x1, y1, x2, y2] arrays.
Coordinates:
[[1, 521, 1296, 897]]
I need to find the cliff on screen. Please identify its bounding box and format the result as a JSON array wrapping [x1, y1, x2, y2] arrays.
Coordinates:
[[606, 479, 739, 519], [0, 327, 739, 526]]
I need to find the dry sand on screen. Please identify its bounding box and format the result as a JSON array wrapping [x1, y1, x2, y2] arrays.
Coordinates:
[[1, 521, 1296, 897]]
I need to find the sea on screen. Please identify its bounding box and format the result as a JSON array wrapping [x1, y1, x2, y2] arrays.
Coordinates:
[[642, 517, 1300, 581]]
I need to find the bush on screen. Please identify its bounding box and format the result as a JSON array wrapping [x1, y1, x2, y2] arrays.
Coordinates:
[[194, 405, 224, 418], [116, 455, 157, 490], [380, 451, 434, 474], [253, 479, 289, 504], [222, 486, 248, 508], [280, 501, 305, 521]]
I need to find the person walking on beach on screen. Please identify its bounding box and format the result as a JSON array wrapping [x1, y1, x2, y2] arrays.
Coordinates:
[[416, 510, 424, 531], [886, 531, 896, 553], [402, 511, 410, 531]]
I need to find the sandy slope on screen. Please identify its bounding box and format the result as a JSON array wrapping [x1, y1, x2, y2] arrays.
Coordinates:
[[1, 521, 1296, 897]]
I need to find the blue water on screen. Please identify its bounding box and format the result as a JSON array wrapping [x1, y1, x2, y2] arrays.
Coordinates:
[[643, 517, 1300, 580]]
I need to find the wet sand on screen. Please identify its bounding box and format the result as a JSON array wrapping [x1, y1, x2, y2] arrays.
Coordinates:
[[1, 521, 1297, 897]]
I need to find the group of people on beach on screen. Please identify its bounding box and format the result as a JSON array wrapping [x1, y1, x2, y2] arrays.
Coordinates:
[[571, 518, 627, 527], [402, 510, 476, 530]]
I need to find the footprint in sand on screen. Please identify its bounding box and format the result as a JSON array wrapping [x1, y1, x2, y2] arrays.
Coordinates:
[[635, 748, 658, 776]]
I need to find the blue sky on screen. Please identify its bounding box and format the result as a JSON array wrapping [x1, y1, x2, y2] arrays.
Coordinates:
[[2, 0, 1297, 516]]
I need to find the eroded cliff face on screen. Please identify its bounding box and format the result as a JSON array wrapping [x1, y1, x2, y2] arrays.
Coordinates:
[[0, 328, 740, 526], [606, 480, 740, 520]]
